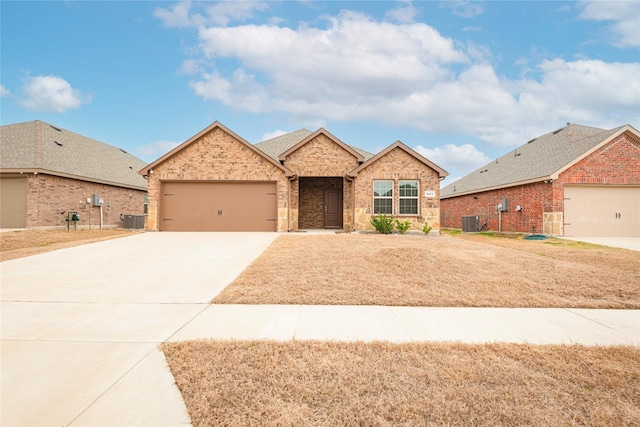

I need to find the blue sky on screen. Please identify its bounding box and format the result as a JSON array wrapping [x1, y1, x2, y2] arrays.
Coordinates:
[[2, 1, 639, 184]]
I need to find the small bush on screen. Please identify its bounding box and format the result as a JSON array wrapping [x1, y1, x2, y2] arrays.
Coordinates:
[[395, 220, 412, 234], [370, 214, 395, 234], [422, 223, 433, 234]]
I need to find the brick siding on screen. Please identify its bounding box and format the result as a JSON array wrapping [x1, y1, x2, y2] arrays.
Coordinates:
[[354, 147, 442, 231], [283, 134, 360, 177], [24, 173, 145, 228]]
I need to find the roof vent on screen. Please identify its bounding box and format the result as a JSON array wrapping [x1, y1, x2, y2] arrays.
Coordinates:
[[527, 138, 537, 144], [120, 148, 127, 153], [54, 141, 63, 147], [50, 125, 62, 131], [129, 166, 133, 169]]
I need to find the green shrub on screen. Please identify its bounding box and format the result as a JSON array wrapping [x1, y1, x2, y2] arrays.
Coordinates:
[[370, 214, 395, 234], [395, 219, 412, 234], [422, 223, 433, 234]]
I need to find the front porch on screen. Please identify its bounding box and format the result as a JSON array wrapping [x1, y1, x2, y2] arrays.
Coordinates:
[[293, 177, 353, 230]]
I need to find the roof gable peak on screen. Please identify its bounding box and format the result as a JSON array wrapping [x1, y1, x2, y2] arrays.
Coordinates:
[[278, 128, 364, 162], [140, 121, 293, 176], [349, 140, 448, 178]]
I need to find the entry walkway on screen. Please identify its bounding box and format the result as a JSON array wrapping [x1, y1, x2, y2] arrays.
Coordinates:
[[1, 233, 639, 426]]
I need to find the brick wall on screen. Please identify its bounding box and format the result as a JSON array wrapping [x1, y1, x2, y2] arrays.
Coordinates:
[[25, 173, 145, 228], [146, 126, 289, 231], [441, 130, 640, 234], [353, 147, 442, 231], [440, 181, 552, 234], [283, 134, 361, 177], [557, 132, 640, 187]]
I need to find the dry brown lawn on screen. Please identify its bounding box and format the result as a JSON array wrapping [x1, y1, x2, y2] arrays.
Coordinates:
[[213, 233, 640, 308], [163, 340, 640, 426], [0, 228, 140, 261]]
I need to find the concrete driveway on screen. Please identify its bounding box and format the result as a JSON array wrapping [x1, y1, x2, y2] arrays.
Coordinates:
[[0, 232, 279, 427]]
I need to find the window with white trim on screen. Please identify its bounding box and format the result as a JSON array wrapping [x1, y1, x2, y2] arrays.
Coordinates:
[[399, 180, 419, 215], [373, 180, 393, 215]]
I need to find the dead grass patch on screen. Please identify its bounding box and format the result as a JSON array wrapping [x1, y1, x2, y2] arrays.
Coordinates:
[[163, 340, 640, 426], [213, 233, 640, 308], [0, 228, 140, 261]]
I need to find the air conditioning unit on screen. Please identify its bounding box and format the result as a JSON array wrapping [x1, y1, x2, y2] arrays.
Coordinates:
[[462, 216, 479, 232], [123, 215, 145, 229]]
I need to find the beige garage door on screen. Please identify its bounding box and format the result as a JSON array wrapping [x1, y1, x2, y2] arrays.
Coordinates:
[[564, 185, 640, 237], [161, 182, 277, 231], [0, 177, 27, 228]]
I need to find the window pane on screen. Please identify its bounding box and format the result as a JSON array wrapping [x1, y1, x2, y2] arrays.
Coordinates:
[[374, 198, 393, 215], [374, 180, 393, 197], [399, 199, 418, 215], [399, 180, 418, 197]]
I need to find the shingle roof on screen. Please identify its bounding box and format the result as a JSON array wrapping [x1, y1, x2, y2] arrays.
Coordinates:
[[254, 129, 375, 161], [441, 123, 621, 198], [1, 120, 147, 190]]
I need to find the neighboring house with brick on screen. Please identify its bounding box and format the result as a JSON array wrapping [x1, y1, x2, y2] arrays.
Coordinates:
[[0, 120, 147, 229], [440, 123, 640, 237], [140, 121, 448, 232]]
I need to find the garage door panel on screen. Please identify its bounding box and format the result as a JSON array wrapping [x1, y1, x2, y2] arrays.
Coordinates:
[[161, 182, 277, 232], [0, 178, 27, 228], [564, 186, 640, 237]]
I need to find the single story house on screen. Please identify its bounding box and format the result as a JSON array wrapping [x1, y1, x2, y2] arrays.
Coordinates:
[[0, 120, 148, 229], [140, 121, 448, 232], [440, 123, 640, 237]]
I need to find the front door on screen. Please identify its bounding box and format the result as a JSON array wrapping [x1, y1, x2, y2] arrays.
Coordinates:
[[324, 188, 342, 228]]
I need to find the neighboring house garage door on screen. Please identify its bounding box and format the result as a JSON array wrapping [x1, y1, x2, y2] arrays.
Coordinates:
[[0, 177, 27, 228], [564, 185, 640, 237], [161, 182, 277, 231]]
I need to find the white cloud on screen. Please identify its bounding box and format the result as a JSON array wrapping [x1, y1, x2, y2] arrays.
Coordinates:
[[19, 75, 90, 113], [578, 0, 640, 47], [441, 1, 485, 18], [154, 0, 201, 28], [386, 0, 419, 23], [0, 84, 10, 97], [154, 0, 268, 28], [204, 1, 269, 26], [514, 59, 640, 127], [261, 130, 288, 141], [180, 58, 204, 75], [161, 5, 639, 148], [415, 143, 491, 177], [135, 140, 180, 160]]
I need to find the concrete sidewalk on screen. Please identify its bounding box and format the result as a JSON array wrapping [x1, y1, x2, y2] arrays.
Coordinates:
[[169, 304, 640, 346]]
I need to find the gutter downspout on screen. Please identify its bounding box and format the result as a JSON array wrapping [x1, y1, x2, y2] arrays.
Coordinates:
[[288, 174, 297, 232], [345, 174, 355, 232]]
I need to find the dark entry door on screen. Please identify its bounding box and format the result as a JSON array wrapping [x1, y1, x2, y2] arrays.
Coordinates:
[[324, 188, 342, 228]]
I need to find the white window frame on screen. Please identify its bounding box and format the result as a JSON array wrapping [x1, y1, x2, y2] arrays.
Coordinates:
[[398, 180, 419, 216], [373, 180, 394, 215]]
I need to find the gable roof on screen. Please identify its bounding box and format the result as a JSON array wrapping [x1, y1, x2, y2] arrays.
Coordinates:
[[0, 120, 147, 190], [349, 140, 449, 178], [441, 123, 638, 198], [254, 128, 375, 162], [140, 121, 293, 177], [277, 128, 365, 162]]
